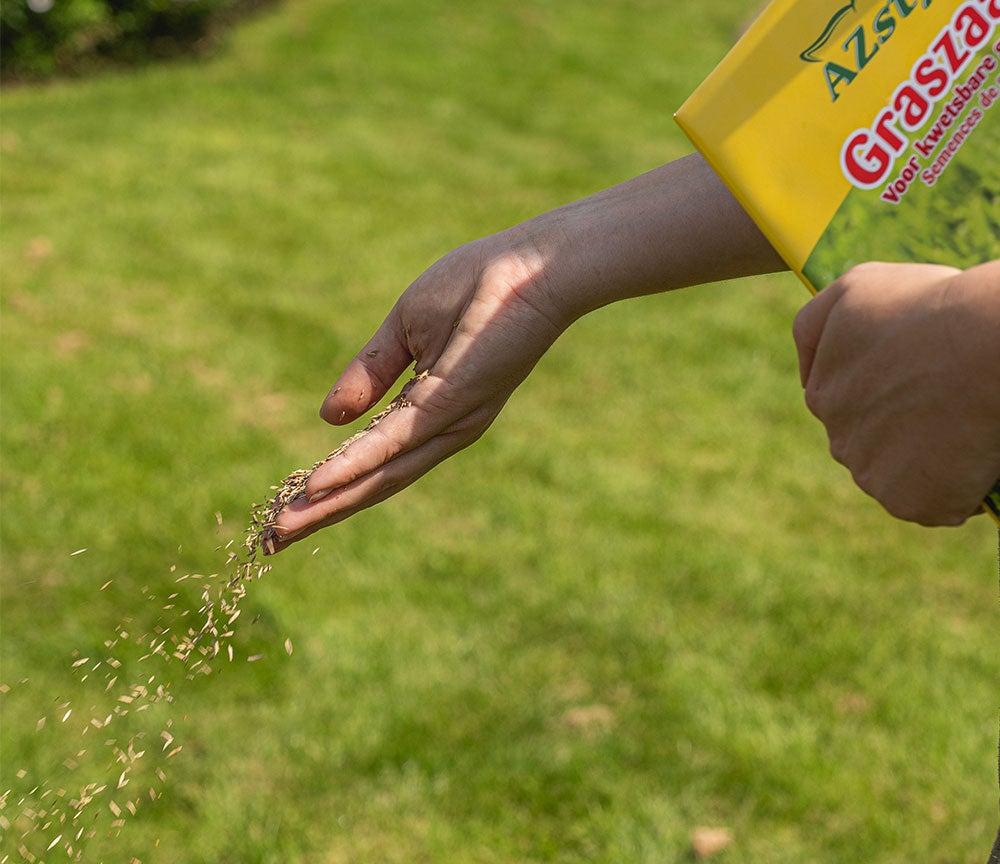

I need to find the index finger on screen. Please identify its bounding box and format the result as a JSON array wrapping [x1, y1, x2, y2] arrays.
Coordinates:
[[791, 280, 844, 387], [304, 370, 456, 502], [320, 309, 415, 426]]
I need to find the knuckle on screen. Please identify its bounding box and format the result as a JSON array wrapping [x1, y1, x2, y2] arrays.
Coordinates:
[[802, 383, 826, 419], [827, 435, 849, 467]]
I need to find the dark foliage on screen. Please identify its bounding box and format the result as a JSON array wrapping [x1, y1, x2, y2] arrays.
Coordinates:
[[1, 0, 277, 82]]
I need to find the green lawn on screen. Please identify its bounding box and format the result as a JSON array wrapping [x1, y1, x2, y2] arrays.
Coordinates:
[[1, 1, 998, 862]]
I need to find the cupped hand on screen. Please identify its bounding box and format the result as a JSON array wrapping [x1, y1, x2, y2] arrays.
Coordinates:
[[262, 154, 788, 551], [267, 229, 566, 551], [793, 260, 1000, 526]]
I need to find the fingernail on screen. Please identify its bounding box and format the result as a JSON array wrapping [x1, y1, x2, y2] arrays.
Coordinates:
[[261, 533, 276, 556], [308, 489, 331, 504], [265, 527, 305, 554]]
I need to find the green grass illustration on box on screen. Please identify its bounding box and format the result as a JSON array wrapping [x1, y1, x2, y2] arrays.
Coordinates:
[[805, 93, 1000, 288]]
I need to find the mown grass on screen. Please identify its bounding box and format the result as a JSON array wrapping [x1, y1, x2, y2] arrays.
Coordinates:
[[1, 1, 998, 862]]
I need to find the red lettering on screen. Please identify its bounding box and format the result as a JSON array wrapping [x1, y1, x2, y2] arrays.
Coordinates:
[[894, 83, 931, 127], [842, 130, 892, 188], [914, 55, 950, 97], [882, 185, 902, 203], [878, 156, 920, 204], [934, 29, 970, 73], [956, 6, 991, 47], [840, 0, 1000, 191], [874, 109, 907, 150]]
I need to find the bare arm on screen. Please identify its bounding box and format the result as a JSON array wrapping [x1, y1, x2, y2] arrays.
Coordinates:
[[516, 152, 786, 321], [268, 153, 784, 551]]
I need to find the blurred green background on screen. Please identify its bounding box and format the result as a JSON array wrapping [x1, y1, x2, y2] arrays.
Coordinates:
[[1, 1, 997, 861]]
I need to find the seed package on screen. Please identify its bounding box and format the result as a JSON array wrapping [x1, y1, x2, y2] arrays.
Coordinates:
[[675, 0, 1000, 524]]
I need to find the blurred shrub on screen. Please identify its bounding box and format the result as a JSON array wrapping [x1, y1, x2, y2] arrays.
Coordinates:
[[1, 0, 277, 82]]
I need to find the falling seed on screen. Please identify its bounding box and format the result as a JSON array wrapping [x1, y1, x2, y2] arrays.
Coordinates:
[[1, 378, 429, 857], [70, 549, 87, 556]]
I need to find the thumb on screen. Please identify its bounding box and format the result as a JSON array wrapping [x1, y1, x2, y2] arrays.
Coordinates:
[[791, 281, 843, 387], [320, 315, 414, 426]]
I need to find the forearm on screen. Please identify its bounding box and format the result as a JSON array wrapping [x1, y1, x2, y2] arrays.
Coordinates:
[[507, 152, 787, 325]]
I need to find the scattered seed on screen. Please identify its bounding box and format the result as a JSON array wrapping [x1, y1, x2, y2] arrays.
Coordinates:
[[0, 378, 434, 860]]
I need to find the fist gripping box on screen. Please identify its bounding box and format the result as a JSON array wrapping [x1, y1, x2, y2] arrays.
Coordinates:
[[676, 0, 1000, 524]]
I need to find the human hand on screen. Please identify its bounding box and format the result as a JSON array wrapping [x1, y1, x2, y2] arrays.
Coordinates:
[[266, 228, 566, 551], [264, 155, 784, 552], [793, 260, 1000, 526]]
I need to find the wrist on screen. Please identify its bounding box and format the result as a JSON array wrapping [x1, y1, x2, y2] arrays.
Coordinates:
[[500, 154, 785, 325]]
